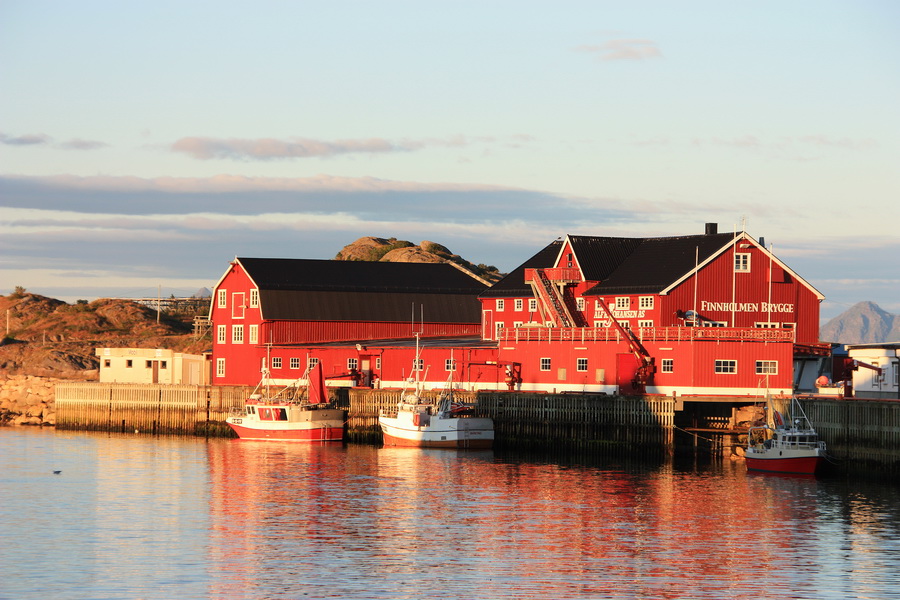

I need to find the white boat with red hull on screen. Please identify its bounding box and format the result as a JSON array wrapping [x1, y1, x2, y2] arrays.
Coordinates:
[[226, 363, 345, 442], [745, 397, 826, 475], [379, 391, 494, 449], [379, 338, 493, 449]]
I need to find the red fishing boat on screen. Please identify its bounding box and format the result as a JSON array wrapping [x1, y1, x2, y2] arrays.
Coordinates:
[[226, 362, 345, 441]]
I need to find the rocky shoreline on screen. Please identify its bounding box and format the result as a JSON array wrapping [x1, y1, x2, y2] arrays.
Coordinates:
[[0, 375, 58, 427]]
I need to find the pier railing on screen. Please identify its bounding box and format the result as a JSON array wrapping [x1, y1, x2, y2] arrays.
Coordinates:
[[499, 325, 795, 344]]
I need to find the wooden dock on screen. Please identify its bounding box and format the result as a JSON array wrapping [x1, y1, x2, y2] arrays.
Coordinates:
[[55, 382, 252, 436], [53, 383, 900, 471]]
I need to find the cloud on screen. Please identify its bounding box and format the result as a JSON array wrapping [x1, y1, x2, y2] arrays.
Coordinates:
[[1, 173, 510, 196], [169, 135, 499, 161], [1, 133, 108, 150], [0, 132, 52, 146], [575, 39, 662, 62], [59, 138, 108, 150]]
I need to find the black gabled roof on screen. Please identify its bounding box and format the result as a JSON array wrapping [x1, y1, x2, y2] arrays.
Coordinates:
[[584, 232, 736, 295], [478, 240, 563, 298], [235, 258, 487, 322], [238, 258, 488, 295], [568, 236, 645, 281], [479, 232, 739, 298]]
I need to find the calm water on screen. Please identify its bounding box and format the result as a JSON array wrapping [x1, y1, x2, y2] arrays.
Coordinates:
[[2, 429, 899, 600]]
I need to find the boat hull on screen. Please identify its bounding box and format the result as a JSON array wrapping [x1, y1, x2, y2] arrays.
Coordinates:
[[227, 421, 344, 441], [745, 455, 823, 475], [226, 407, 345, 442], [379, 416, 494, 449]]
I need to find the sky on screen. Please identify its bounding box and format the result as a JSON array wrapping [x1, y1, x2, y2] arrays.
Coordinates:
[[1, 1, 898, 322]]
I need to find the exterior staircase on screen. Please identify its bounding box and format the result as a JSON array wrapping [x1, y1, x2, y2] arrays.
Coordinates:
[[528, 269, 576, 327]]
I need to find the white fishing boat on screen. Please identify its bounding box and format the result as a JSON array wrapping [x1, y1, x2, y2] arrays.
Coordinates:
[[379, 340, 494, 448], [745, 396, 826, 474], [226, 362, 345, 442]]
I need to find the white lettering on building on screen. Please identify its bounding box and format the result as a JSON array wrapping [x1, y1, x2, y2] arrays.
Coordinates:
[[611, 310, 645, 319], [700, 301, 794, 313]]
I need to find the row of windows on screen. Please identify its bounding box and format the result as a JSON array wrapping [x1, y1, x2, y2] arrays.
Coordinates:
[[215, 356, 780, 378], [534, 357, 778, 375], [217, 324, 259, 344], [237, 356, 461, 373], [216, 289, 260, 310], [494, 319, 796, 334], [102, 359, 168, 369], [495, 296, 657, 312]]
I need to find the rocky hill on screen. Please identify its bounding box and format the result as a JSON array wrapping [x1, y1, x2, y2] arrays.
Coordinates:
[[820, 301, 900, 344], [334, 237, 504, 284], [0, 290, 208, 379]]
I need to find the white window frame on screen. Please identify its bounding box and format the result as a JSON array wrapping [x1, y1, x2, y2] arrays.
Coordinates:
[[755, 360, 778, 375], [231, 325, 244, 344], [290, 357, 301, 370], [217, 325, 227, 344], [703, 321, 727, 327], [514, 298, 524, 311], [495, 321, 505, 339], [308, 357, 320, 369], [216, 358, 226, 378], [496, 299, 505, 311], [232, 292, 245, 319], [249, 289, 259, 308], [639, 296, 654, 310], [540, 357, 552, 371], [412, 358, 424, 372], [528, 298, 538, 312], [217, 289, 227, 308], [271, 357, 282, 369], [445, 358, 456, 372], [249, 324, 258, 344], [638, 320, 653, 328], [347, 358, 358, 371], [661, 358, 674, 373], [576, 297, 585, 312], [576, 358, 588, 372], [754, 322, 779, 329], [513, 321, 523, 328], [615, 297, 630, 310], [735, 253, 751, 272], [715, 359, 737, 374]]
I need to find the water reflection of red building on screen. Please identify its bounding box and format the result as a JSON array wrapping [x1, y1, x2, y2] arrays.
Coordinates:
[[206, 442, 823, 599]]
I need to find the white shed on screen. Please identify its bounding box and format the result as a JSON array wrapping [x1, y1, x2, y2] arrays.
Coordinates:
[[95, 348, 210, 385], [845, 343, 900, 400]]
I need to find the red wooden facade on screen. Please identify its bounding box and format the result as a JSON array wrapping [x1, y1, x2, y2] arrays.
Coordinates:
[[209, 227, 827, 397], [209, 257, 487, 386], [479, 229, 825, 396]]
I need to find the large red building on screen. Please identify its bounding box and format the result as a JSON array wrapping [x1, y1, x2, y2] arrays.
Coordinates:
[[209, 224, 827, 398]]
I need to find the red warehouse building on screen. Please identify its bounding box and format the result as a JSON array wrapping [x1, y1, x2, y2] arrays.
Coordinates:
[[481, 224, 827, 396], [209, 258, 489, 386], [209, 224, 828, 398]]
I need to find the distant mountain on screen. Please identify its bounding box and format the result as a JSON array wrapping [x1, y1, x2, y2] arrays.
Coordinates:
[[334, 236, 505, 284], [820, 301, 900, 344]]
